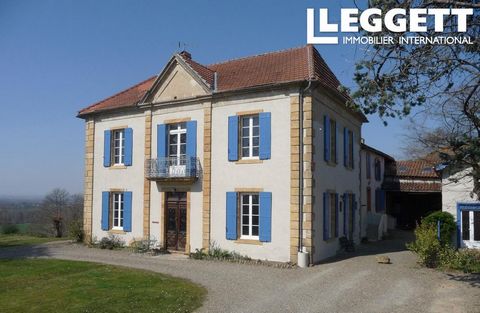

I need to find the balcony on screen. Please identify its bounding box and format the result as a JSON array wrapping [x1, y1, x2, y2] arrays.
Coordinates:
[[145, 156, 200, 183]]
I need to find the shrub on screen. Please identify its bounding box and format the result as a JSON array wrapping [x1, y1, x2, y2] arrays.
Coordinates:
[[97, 235, 124, 250], [189, 242, 250, 261], [1, 224, 19, 235], [68, 219, 84, 242], [130, 238, 165, 254], [407, 222, 442, 267], [422, 211, 456, 244], [440, 248, 480, 273]]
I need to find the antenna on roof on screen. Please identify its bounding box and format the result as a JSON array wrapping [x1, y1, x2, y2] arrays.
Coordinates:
[[178, 41, 188, 52]]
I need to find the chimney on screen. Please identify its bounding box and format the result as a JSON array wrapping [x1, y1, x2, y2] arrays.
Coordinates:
[[179, 51, 191, 59]]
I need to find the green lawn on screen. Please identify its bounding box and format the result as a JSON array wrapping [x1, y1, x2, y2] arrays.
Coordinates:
[[0, 234, 67, 247], [0, 259, 206, 313]]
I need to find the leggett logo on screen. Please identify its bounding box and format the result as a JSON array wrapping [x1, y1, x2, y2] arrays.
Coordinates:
[[307, 8, 474, 45]]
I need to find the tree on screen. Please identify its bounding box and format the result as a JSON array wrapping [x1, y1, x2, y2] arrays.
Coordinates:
[[348, 0, 480, 199], [39, 189, 71, 237]]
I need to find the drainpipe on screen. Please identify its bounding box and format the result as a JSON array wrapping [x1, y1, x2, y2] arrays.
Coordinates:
[[297, 80, 312, 268]]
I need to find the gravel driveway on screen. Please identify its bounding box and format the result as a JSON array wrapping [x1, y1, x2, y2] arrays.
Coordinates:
[[1, 231, 479, 313]]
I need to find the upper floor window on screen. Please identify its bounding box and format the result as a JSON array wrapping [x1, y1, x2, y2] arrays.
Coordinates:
[[112, 129, 125, 165], [241, 115, 260, 159], [329, 119, 337, 163], [366, 152, 371, 179], [323, 115, 337, 164], [240, 193, 260, 240], [168, 123, 187, 165], [375, 158, 382, 181], [347, 130, 354, 168]]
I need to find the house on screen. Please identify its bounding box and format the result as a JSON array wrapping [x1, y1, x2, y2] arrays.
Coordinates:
[[440, 166, 480, 249], [360, 143, 394, 241], [77, 45, 367, 265]]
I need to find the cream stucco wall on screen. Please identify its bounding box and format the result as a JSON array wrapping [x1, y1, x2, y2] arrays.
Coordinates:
[[209, 91, 292, 262], [311, 88, 362, 262], [442, 167, 477, 219], [91, 111, 147, 244]]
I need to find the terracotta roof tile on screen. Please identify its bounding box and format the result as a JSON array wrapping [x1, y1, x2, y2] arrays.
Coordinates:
[[78, 45, 353, 117], [383, 181, 442, 193], [385, 160, 440, 178]]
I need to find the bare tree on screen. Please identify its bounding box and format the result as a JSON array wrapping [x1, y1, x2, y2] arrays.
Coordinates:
[[39, 188, 71, 237]]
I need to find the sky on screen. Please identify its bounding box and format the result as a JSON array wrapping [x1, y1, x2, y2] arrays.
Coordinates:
[[0, 0, 417, 197]]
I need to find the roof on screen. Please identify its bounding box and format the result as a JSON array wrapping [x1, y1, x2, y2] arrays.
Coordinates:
[[385, 160, 440, 179], [382, 181, 442, 193], [361, 143, 395, 161], [78, 45, 362, 118]]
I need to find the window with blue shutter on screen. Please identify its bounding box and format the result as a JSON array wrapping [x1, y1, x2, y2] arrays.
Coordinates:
[[228, 116, 239, 161], [157, 124, 167, 158], [259, 112, 271, 160], [101, 192, 110, 230], [186, 121, 197, 176], [103, 130, 111, 167], [343, 128, 348, 167], [226, 192, 237, 240], [351, 132, 355, 169], [343, 193, 348, 236], [366, 153, 371, 179], [323, 192, 329, 240], [352, 194, 357, 234], [123, 192, 132, 232], [124, 128, 133, 166], [335, 193, 339, 237], [259, 192, 272, 242], [324, 116, 330, 162]]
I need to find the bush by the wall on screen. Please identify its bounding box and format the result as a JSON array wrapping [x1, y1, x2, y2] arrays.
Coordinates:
[[68, 219, 84, 242], [97, 235, 124, 250], [407, 222, 442, 267], [422, 211, 456, 244]]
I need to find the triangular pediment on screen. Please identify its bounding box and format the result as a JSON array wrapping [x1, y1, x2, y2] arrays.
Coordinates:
[[145, 55, 211, 103]]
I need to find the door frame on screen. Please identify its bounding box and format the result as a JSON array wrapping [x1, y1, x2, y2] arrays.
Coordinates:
[[163, 191, 190, 254], [456, 202, 480, 248]]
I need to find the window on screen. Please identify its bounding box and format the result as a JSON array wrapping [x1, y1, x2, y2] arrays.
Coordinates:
[[168, 123, 187, 165], [112, 129, 125, 165], [241, 115, 260, 159], [112, 192, 124, 230], [329, 193, 337, 238], [330, 119, 337, 163], [366, 187, 371, 212], [375, 158, 382, 181], [240, 193, 260, 240], [345, 193, 355, 238], [366, 153, 371, 179], [348, 130, 354, 168]]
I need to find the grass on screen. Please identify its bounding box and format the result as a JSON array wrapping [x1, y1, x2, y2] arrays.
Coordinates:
[[0, 234, 67, 247], [0, 259, 206, 313]]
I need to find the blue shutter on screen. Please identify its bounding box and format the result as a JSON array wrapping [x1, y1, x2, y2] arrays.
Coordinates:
[[103, 130, 111, 167], [157, 124, 167, 158], [343, 127, 348, 167], [366, 153, 371, 179], [259, 112, 271, 160], [323, 192, 329, 240], [186, 121, 197, 176], [226, 192, 237, 240], [352, 194, 357, 234], [259, 192, 272, 242], [123, 192, 132, 232], [335, 123, 338, 163], [343, 193, 348, 236], [124, 128, 133, 166], [324, 116, 330, 162], [228, 116, 239, 161], [352, 131, 355, 169], [335, 193, 339, 237], [101, 192, 110, 230]]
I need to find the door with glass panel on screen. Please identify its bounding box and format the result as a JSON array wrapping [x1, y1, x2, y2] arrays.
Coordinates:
[[460, 208, 480, 249], [165, 192, 187, 251], [168, 123, 186, 177]]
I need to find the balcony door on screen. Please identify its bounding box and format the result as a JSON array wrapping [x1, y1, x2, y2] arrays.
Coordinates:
[[168, 123, 186, 177]]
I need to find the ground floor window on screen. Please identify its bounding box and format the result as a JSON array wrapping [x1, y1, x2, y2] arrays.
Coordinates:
[[240, 193, 260, 240], [112, 192, 124, 229], [324, 192, 338, 240]]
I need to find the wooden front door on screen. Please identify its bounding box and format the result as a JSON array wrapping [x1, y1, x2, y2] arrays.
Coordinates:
[[165, 192, 187, 251]]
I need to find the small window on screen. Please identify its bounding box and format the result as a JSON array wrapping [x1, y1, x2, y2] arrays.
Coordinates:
[[240, 193, 260, 240], [168, 123, 187, 165], [366, 153, 371, 179], [366, 187, 371, 212], [112, 129, 125, 165], [112, 192, 124, 230], [375, 158, 382, 181], [330, 119, 337, 163], [241, 115, 260, 159], [328, 193, 338, 239], [348, 130, 354, 168]]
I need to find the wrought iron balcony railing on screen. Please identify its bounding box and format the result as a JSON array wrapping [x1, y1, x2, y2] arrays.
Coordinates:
[[145, 156, 200, 181]]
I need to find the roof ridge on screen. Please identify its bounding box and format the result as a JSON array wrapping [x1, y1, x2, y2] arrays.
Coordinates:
[[79, 75, 156, 113], [205, 45, 308, 67]]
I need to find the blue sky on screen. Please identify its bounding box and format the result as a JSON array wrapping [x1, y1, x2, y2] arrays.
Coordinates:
[[0, 0, 415, 197]]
